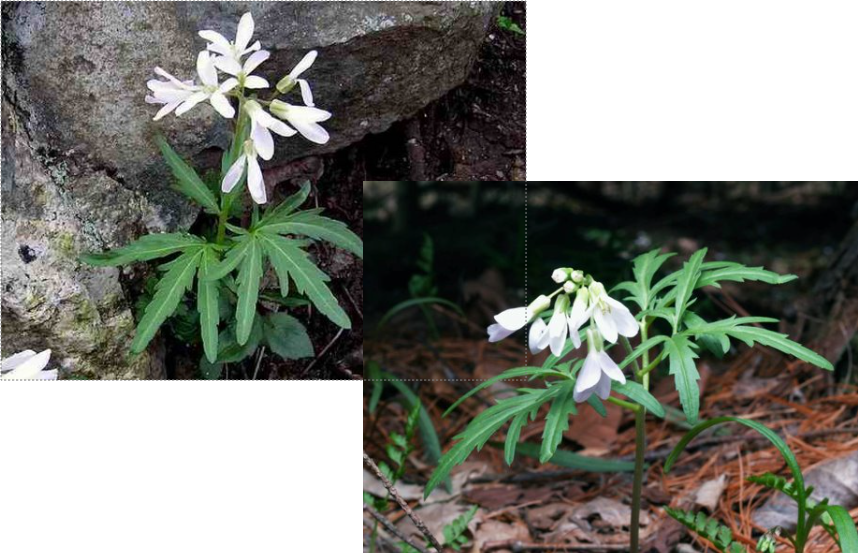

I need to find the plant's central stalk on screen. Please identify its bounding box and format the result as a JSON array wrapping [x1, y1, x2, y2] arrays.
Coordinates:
[[629, 318, 650, 553]]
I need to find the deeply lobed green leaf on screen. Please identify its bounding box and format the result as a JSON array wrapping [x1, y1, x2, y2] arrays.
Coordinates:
[[259, 233, 351, 329], [80, 233, 205, 267], [131, 249, 203, 353], [156, 136, 220, 213]]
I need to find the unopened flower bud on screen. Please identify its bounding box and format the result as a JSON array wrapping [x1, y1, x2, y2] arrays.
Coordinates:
[[527, 294, 551, 320], [589, 281, 606, 297], [551, 268, 568, 283], [276, 75, 296, 94], [563, 281, 577, 294], [570, 270, 584, 283]]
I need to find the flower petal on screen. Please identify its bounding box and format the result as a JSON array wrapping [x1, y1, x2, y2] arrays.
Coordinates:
[[594, 371, 613, 400], [174, 91, 210, 116], [243, 50, 270, 74], [218, 77, 239, 93], [240, 41, 261, 56], [196, 51, 218, 87], [267, 119, 297, 137], [298, 79, 314, 107], [548, 310, 569, 357], [214, 55, 243, 76], [0, 349, 51, 380], [487, 323, 515, 343], [206, 42, 232, 57], [605, 297, 639, 337], [246, 154, 267, 204], [151, 87, 195, 103], [573, 353, 602, 402], [290, 50, 317, 78], [593, 307, 618, 344], [242, 75, 270, 89], [529, 318, 549, 354], [235, 12, 254, 52], [221, 154, 246, 193], [250, 121, 274, 161], [494, 307, 528, 331], [209, 91, 235, 119], [153, 99, 183, 121], [1, 350, 37, 372], [292, 119, 329, 144], [567, 316, 583, 349], [198, 30, 231, 50], [154, 67, 194, 89], [597, 351, 626, 384]]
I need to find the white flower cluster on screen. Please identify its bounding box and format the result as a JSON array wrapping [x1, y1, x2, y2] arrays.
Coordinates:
[[488, 269, 640, 402], [145, 12, 331, 204]]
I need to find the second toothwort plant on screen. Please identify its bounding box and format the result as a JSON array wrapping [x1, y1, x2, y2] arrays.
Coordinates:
[[82, 13, 362, 375], [425, 248, 838, 552]]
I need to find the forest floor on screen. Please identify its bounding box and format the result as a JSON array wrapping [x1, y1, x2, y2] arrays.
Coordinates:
[[364, 322, 858, 552]]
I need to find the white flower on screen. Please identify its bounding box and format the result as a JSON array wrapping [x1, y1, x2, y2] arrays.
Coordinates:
[[487, 294, 551, 343], [145, 68, 197, 121], [588, 282, 639, 344], [244, 99, 297, 140], [1, 349, 55, 380], [221, 132, 270, 205], [546, 294, 571, 357], [276, 50, 318, 106], [268, 99, 331, 145], [199, 12, 261, 66], [573, 330, 626, 402], [174, 52, 239, 118], [214, 49, 271, 90]]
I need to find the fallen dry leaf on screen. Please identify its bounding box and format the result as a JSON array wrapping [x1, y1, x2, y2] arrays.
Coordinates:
[[694, 474, 728, 512]]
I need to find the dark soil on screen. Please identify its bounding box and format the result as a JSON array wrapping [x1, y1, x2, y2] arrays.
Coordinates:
[[320, 1, 526, 183]]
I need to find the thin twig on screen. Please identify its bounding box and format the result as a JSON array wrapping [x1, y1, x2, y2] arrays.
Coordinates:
[[252, 346, 266, 380], [363, 452, 444, 552], [341, 284, 363, 320], [364, 503, 430, 553], [302, 327, 345, 377]]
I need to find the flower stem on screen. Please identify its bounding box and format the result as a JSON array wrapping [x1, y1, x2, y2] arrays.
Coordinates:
[[607, 396, 640, 412], [629, 318, 651, 553], [630, 404, 647, 553], [216, 98, 248, 245]]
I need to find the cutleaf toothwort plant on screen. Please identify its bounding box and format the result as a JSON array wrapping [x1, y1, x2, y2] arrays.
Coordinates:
[[425, 248, 840, 552], [81, 13, 362, 372]]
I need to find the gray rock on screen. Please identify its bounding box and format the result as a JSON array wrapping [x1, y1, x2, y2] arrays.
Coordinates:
[[1, 1, 497, 377]]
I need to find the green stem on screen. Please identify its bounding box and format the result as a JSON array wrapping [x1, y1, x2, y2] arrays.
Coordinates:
[[637, 350, 665, 380], [630, 405, 647, 553], [607, 396, 641, 412], [216, 98, 248, 245], [629, 318, 651, 553]]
